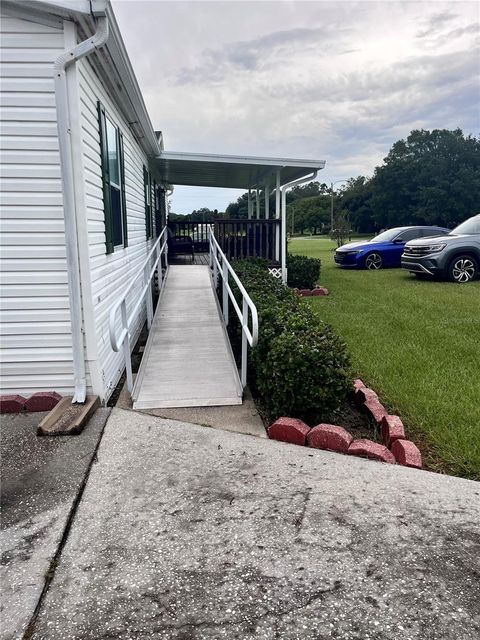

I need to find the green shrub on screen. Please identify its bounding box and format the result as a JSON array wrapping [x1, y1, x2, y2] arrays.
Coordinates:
[[256, 312, 351, 424], [227, 259, 350, 423], [227, 260, 298, 381], [287, 253, 321, 289]]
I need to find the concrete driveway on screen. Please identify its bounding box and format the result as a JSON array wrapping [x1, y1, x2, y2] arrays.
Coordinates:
[[0, 408, 110, 640], [27, 408, 480, 640]]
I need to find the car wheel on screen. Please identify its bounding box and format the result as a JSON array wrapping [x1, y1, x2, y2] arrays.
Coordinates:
[[448, 255, 478, 283], [364, 252, 383, 270]]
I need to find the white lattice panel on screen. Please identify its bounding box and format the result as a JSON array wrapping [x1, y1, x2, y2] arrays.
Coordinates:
[[268, 268, 282, 279]]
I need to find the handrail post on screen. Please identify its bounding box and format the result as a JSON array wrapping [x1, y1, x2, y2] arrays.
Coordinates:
[[157, 241, 163, 291], [213, 245, 218, 287], [208, 225, 258, 390], [241, 298, 248, 387], [109, 226, 170, 403], [222, 260, 229, 326], [121, 300, 133, 392], [145, 260, 153, 329]]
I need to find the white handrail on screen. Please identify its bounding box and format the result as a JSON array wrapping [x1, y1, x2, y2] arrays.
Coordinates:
[[109, 226, 168, 392], [208, 226, 258, 387]]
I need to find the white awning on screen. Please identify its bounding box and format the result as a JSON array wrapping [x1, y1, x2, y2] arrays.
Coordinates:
[[155, 151, 325, 189]]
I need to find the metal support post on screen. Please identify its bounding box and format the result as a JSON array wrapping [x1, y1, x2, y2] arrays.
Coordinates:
[[145, 262, 153, 329], [241, 298, 248, 387], [330, 181, 334, 231], [157, 242, 163, 290], [121, 301, 133, 392], [213, 245, 218, 286], [222, 260, 229, 325], [275, 170, 281, 261]]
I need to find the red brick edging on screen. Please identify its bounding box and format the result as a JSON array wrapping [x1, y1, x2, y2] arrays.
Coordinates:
[[293, 286, 329, 297], [0, 391, 62, 414], [267, 379, 423, 469]]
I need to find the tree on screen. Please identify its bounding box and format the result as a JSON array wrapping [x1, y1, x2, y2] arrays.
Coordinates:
[[225, 193, 249, 218], [369, 129, 480, 228], [289, 195, 330, 235], [330, 210, 351, 247], [169, 208, 222, 222], [225, 181, 330, 221], [189, 207, 219, 222], [338, 177, 376, 233]]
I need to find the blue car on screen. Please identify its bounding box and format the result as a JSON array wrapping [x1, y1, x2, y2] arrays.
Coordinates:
[[334, 226, 451, 270]]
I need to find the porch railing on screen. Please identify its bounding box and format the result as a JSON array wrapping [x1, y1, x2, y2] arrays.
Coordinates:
[[214, 218, 280, 262], [167, 220, 210, 252], [209, 225, 258, 387], [109, 225, 168, 393], [168, 218, 280, 262]]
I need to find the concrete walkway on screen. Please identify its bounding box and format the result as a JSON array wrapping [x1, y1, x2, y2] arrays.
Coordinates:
[[29, 408, 480, 640], [117, 381, 266, 438], [0, 408, 110, 640]]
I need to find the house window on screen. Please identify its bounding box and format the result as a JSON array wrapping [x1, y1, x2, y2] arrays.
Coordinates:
[[98, 101, 127, 253], [144, 166, 153, 239]]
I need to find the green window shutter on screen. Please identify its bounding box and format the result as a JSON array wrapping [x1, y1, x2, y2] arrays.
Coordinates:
[[97, 100, 114, 254], [143, 165, 151, 239], [119, 131, 128, 248]]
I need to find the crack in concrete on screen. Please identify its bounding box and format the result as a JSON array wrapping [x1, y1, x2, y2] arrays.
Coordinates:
[[156, 580, 344, 634], [21, 410, 111, 640]]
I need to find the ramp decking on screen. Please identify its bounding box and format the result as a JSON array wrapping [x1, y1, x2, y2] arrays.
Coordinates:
[[132, 265, 243, 409]]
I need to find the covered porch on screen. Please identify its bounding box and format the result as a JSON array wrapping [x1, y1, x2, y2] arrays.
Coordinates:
[[155, 151, 325, 282]]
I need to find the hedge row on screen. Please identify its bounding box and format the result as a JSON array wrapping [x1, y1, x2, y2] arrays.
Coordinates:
[[227, 259, 351, 424]]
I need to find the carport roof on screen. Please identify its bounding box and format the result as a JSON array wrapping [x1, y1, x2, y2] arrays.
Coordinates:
[[155, 151, 325, 189]]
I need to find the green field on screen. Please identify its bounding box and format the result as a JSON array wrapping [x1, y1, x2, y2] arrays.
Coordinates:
[[290, 236, 480, 479]]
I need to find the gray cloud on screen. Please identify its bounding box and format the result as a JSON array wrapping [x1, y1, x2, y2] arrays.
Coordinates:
[[112, 0, 479, 213], [417, 20, 480, 49], [262, 48, 477, 116], [416, 10, 459, 38], [174, 25, 352, 85]]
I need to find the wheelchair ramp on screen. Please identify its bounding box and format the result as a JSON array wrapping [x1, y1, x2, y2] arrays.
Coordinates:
[[132, 265, 243, 409]]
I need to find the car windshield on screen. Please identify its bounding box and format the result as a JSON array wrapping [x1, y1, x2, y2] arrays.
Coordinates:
[[370, 229, 403, 242], [451, 217, 480, 235]]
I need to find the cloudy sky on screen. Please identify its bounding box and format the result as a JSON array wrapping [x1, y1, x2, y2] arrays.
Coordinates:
[[112, 0, 479, 214]]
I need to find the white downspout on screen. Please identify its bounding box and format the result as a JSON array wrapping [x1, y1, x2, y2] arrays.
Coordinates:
[[165, 186, 173, 261], [165, 186, 173, 222], [54, 16, 109, 403], [280, 170, 318, 284]]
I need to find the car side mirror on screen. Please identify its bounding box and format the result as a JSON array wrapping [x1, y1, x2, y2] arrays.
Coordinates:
[[393, 238, 405, 244]]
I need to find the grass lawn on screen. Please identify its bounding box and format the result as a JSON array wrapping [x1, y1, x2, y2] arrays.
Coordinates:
[[290, 236, 480, 480]]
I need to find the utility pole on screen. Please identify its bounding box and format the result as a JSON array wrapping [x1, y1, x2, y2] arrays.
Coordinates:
[[330, 182, 334, 231], [330, 179, 348, 231]]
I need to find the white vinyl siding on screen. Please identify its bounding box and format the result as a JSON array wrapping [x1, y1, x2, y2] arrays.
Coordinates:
[[77, 53, 155, 400], [0, 13, 82, 396]]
